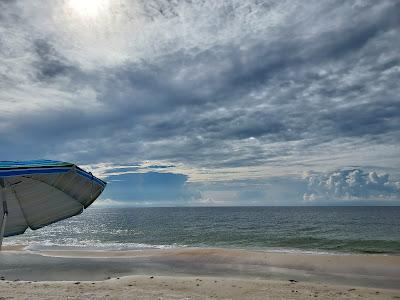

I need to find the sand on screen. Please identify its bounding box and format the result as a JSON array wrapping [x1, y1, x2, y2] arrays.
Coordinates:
[[1, 275, 400, 300], [1, 245, 399, 299]]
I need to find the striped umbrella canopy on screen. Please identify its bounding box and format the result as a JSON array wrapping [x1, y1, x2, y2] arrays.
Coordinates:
[[0, 160, 106, 249]]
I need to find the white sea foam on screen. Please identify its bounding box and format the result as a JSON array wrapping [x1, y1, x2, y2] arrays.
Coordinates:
[[20, 240, 186, 252], [253, 247, 351, 256]]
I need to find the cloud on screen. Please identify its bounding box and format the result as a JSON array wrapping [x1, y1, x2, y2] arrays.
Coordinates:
[[0, 0, 399, 204], [91, 198, 128, 207], [102, 172, 201, 204], [32, 39, 80, 81], [186, 176, 308, 206], [303, 169, 400, 202]]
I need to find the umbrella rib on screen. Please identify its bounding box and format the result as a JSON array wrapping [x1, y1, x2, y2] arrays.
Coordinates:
[[10, 185, 30, 231], [22, 175, 84, 208]]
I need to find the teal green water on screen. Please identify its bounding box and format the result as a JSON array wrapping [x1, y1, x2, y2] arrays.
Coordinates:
[[6, 207, 400, 254]]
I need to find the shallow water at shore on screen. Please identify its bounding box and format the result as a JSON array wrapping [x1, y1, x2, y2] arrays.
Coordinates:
[[1, 246, 400, 289]]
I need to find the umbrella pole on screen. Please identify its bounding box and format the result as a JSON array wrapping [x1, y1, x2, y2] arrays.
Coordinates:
[[0, 178, 7, 251]]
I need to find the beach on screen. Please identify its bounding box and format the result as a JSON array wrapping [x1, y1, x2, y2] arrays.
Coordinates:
[[1, 245, 399, 299], [2, 274, 400, 300]]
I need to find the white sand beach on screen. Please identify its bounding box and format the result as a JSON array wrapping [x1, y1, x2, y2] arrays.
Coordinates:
[[1, 245, 399, 299], [2, 274, 400, 300]]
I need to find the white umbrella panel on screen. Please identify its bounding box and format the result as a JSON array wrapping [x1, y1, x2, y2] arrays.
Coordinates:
[[0, 160, 106, 249]]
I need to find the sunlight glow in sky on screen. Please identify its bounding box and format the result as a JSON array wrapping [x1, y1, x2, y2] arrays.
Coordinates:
[[67, 0, 110, 18]]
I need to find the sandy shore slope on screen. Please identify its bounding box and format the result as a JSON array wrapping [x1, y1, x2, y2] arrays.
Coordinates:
[[1, 275, 400, 300], [1, 245, 399, 299]]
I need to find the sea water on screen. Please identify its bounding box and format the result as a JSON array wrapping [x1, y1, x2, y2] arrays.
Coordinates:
[[5, 206, 400, 254]]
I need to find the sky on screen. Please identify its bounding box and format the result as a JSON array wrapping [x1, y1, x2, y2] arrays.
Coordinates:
[[0, 0, 399, 206]]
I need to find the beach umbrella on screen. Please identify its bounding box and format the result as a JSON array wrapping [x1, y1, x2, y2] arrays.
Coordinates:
[[0, 160, 106, 250]]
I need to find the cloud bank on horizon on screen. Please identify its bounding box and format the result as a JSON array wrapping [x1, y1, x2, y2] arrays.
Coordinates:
[[304, 169, 400, 202], [0, 0, 399, 205]]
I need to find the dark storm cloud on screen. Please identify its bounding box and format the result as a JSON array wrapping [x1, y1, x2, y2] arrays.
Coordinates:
[[322, 99, 400, 137], [33, 39, 78, 80]]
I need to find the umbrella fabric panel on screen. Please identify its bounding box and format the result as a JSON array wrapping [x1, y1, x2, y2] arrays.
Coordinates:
[[31, 172, 89, 203], [0, 188, 28, 237], [7, 177, 83, 234], [77, 181, 104, 208], [29, 172, 105, 208]]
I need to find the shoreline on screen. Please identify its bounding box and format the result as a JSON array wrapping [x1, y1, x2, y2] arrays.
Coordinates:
[[4, 242, 400, 256], [1, 245, 400, 285]]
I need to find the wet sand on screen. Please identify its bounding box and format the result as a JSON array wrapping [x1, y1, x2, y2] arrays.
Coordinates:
[[1, 245, 399, 299]]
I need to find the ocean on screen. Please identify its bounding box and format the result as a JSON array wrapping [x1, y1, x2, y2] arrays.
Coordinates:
[[5, 206, 400, 254]]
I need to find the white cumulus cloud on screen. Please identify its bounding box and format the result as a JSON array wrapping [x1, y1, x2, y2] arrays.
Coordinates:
[[303, 169, 400, 201]]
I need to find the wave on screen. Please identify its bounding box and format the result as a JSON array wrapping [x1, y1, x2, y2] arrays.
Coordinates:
[[4, 240, 187, 251]]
